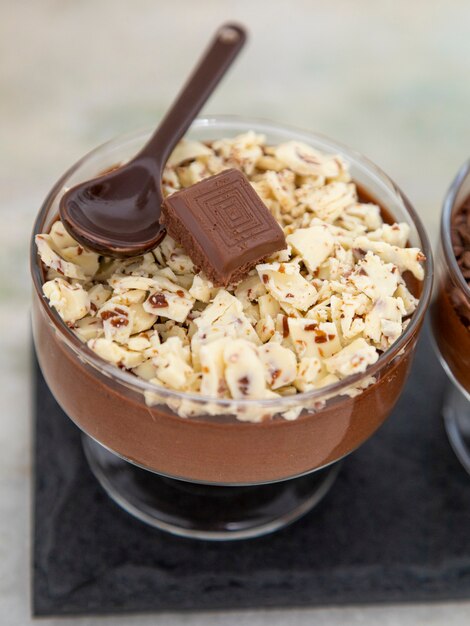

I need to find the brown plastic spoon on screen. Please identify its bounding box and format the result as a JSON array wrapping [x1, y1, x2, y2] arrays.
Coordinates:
[[59, 23, 247, 257]]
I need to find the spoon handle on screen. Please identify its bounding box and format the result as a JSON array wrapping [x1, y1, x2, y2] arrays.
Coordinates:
[[139, 23, 247, 165]]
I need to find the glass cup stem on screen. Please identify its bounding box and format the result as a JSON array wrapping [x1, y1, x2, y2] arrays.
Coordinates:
[[82, 434, 341, 540]]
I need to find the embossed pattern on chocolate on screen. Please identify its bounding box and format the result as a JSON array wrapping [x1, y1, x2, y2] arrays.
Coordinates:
[[161, 168, 286, 285]]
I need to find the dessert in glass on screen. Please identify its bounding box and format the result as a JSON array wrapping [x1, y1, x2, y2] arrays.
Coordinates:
[[431, 160, 470, 472], [31, 116, 433, 539]]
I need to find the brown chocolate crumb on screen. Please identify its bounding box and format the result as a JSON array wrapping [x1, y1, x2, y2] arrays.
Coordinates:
[[282, 316, 289, 338], [238, 376, 250, 396], [314, 330, 328, 344], [353, 248, 366, 261], [304, 323, 317, 331], [262, 274, 269, 284], [101, 310, 118, 320], [176, 290, 185, 298], [149, 293, 169, 308], [217, 380, 227, 395], [110, 317, 129, 328]]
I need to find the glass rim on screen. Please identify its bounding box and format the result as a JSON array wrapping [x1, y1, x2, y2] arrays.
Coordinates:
[[441, 158, 470, 299], [30, 114, 434, 409]]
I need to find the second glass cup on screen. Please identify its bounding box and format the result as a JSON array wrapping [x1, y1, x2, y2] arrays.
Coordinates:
[[431, 160, 470, 473], [31, 116, 433, 539]]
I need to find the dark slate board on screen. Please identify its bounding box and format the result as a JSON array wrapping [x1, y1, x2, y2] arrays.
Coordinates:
[[32, 322, 470, 617]]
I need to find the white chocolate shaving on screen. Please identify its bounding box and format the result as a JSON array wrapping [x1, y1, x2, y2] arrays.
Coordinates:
[[287, 224, 335, 273], [87, 338, 144, 369], [353, 236, 425, 280], [167, 139, 213, 167], [223, 340, 267, 399], [257, 262, 317, 311], [42, 278, 90, 323], [36, 235, 86, 280], [324, 338, 379, 377], [152, 336, 194, 390], [258, 342, 297, 390], [275, 141, 340, 177]]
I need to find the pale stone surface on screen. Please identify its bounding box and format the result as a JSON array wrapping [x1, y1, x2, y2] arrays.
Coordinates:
[[2, 0, 470, 623]]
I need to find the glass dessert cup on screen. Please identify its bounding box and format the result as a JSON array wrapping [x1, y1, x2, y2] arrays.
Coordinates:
[[31, 116, 433, 540], [431, 161, 470, 474]]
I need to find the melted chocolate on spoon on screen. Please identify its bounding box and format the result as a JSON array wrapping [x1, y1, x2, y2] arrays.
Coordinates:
[[59, 23, 247, 257]]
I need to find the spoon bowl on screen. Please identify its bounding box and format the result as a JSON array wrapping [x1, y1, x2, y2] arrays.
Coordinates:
[[61, 158, 165, 256]]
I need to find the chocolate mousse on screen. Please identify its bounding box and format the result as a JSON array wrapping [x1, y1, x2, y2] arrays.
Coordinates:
[[432, 196, 470, 392], [32, 131, 428, 483], [451, 198, 470, 312]]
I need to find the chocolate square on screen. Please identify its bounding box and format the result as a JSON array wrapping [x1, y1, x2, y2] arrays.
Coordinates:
[[161, 168, 286, 286]]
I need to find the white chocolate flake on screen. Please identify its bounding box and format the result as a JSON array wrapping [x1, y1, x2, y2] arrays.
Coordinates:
[[294, 357, 324, 392], [152, 336, 194, 390], [143, 289, 193, 323], [287, 224, 335, 273], [288, 319, 341, 359], [87, 338, 144, 369], [353, 236, 425, 280], [42, 278, 90, 323], [36, 234, 86, 280], [258, 342, 297, 390], [275, 141, 340, 178], [297, 182, 356, 223], [349, 251, 398, 300], [60, 245, 100, 278], [213, 131, 265, 176], [199, 338, 230, 397], [167, 139, 213, 167], [223, 340, 267, 400], [257, 262, 317, 311], [49, 220, 79, 249], [324, 338, 378, 377], [74, 315, 104, 341], [189, 274, 214, 303]]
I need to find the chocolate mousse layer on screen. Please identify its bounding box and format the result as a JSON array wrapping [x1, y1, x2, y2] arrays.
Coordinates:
[[33, 291, 422, 484], [432, 198, 470, 393]]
